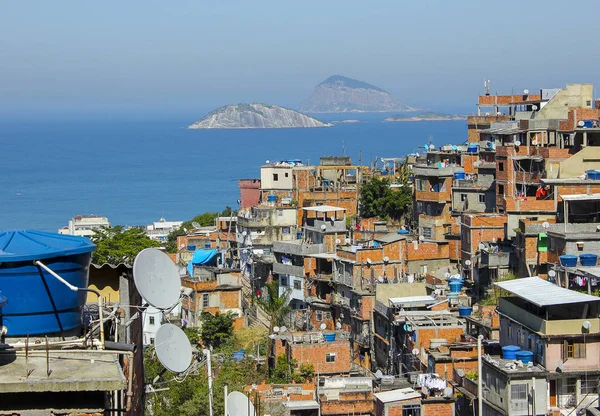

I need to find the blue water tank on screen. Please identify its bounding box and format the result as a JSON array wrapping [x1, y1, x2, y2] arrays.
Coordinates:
[[458, 306, 473, 317], [586, 170, 600, 180], [502, 345, 521, 360], [580, 254, 598, 267], [515, 350, 534, 364], [296, 231, 303, 239], [232, 350, 246, 362], [454, 171, 466, 180], [397, 229, 409, 235], [267, 194, 277, 202], [0, 230, 96, 336], [449, 280, 463, 293], [560, 254, 578, 267], [187, 244, 196, 251], [467, 144, 478, 153], [323, 332, 336, 342]]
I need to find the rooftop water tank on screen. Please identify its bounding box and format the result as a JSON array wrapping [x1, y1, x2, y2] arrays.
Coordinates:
[[0, 230, 96, 336], [454, 171, 466, 180], [580, 254, 598, 267], [323, 332, 336, 342], [458, 306, 473, 317], [559, 254, 578, 267], [502, 345, 521, 360], [515, 350, 534, 364], [586, 170, 600, 180]]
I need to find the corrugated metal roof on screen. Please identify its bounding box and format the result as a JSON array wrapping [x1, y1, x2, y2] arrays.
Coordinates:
[[389, 295, 437, 307], [560, 193, 600, 201], [494, 276, 600, 307], [374, 387, 421, 403]]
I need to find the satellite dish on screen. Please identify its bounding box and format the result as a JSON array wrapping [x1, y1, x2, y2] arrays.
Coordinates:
[[133, 248, 181, 309], [465, 260, 472, 266], [375, 370, 383, 379], [366, 258, 372, 265], [583, 321, 592, 330], [413, 241, 419, 250], [280, 326, 287, 333], [345, 238, 351, 244], [429, 144, 435, 150], [419, 235, 425, 242], [192, 222, 201, 229], [514, 140, 521, 147], [273, 326, 280, 333], [335, 322, 342, 330], [548, 270, 556, 277], [155, 323, 193, 373], [532, 105, 538, 111], [320, 323, 327, 330], [242, 230, 247, 236], [523, 89, 529, 95], [336, 238, 341, 244], [532, 138, 538, 145], [578, 120, 585, 127], [443, 387, 453, 398], [422, 386, 430, 396], [412, 348, 419, 356], [180, 244, 185, 249], [478, 243, 485, 250], [320, 224, 327, 231], [445, 272, 451, 278], [265, 160, 270, 164], [456, 369, 465, 377], [227, 391, 255, 416], [383, 256, 389, 263]]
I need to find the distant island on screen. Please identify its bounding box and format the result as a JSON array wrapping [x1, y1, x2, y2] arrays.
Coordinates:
[[188, 103, 331, 129], [299, 75, 418, 113], [384, 112, 466, 122]]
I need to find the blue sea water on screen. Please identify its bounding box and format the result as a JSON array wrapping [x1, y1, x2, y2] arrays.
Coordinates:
[[0, 115, 466, 231]]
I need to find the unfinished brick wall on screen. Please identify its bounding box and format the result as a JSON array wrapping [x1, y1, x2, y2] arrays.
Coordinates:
[[289, 340, 351, 375], [320, 391, 374, 415], [422, 400, 455, 416]]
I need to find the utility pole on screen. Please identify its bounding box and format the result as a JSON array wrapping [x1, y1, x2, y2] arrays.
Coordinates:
[[477, 335, 483, 416], [203, 349, 214, 416]]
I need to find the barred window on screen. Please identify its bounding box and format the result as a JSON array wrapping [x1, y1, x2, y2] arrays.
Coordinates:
[[511, 383, 527, 401]]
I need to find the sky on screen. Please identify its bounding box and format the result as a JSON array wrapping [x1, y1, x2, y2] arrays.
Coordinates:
[[2, 0, 600, 120]]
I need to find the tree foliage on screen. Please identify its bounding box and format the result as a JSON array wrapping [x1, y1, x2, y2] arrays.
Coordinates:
[[359, 176, 412, 221], [254, 281, 290, 330], [199, 311, 234, 349], [90, 226, 160, 265]]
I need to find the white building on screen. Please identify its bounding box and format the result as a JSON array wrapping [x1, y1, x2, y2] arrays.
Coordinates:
[[58, 215, 111, 237], [146, 217, 183, 241]]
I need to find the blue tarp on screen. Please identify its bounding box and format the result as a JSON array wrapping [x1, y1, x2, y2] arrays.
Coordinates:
[[187, 249, 218, 276]]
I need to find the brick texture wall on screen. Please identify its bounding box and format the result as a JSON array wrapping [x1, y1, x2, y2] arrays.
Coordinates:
[[290, 340, 351, 375]]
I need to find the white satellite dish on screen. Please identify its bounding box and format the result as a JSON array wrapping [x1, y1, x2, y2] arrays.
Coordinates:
[[366, 258, 372, 265], [523, 89, 529, 95], [335, 322, 342, 330], [465, 260, 472, 266], [532, 138, 538, 145], [578, 120, 585, 127], [155, 323, 193, 373], [320, 224, 327, 231], [478, 243, 485, 250], [422, 386, 430, 396], [133, 248, 181, 309], [280, 326, 287, 333], [192, 222, 201, 229], [320, 323, 327, 330], [345, 238, 351, 244], [336, 238, 341, 244], [227, 391, 255, 416], [443, 386, 453, 398], [429, 144, 435, 150], [375, 369, 383, 379], [419, 235, 425, 242], [532, 105, 538, 111], [542, 221, 550, 229], [242, 230, 247, 236], [383, 256, 389, 263], [265, 160, 270, 164], [273, 326, 280, 333], [548, 270, 556, 277], [412, 348, 419, 356], [514, 140, 521, 147], [583, 321, 592, 330], [456, 369, 465, 377], [445, 272, 451, 278]]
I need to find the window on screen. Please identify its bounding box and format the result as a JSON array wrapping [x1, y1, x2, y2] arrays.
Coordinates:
[[402, 405, 421, 416], [280, 276, 288, 286], [499, 162, 504, 172], [548, 237, 555, 251], [202, 293, 209, 308], [273, 173, 279, 181], [563, 340, 586, 359], [285, 172, 289, 177], [508, 325, 513, 339], [587, 100, 592, 107], [461, 193, 467, 202], [277, 209, 283, 217], [150, 337, 155, 345], [511, 383, 528, 401], [149, 316, 155, 326], [282, 227, 290, 234], [293, 279, 302, 290], [316, 310, 323, 322], [422, 227, 432, 239], [498, 184, 505, 195], [479, 194, 486, 203], [326, 353, 336, 363], [581, 378, 597, 394]]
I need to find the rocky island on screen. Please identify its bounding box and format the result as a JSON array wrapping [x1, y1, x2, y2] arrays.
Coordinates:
[[384, 111, 466, 122], [299, 75, 417, 113], [188, 103, 331, 129]]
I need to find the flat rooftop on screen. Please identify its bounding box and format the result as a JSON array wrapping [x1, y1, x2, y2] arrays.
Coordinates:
[[0, 351, 126, 393], [494, 276, 600, 307], [483, 354, 547, 376]]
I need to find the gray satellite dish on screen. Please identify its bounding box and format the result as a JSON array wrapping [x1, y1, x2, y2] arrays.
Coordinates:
[[456, 369, 465, 378], [443, 387, 453, 397], [583, 321, 592, 330], [227, 391, 255, 416], [320, 323, 327, 330], [412, 348, 419, 356], [133, 248, 181, 309], [422, 386, 430, 396], [375, 369, 383, 379], [155, 323, 193, 373]]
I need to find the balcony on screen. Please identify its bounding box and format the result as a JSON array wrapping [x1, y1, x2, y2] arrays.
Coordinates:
[[480, 251, 510, 268], [333, 271, 353, 287], [273, 241, 324, 256], [273, 262, 304, 277], [306, 219, 346, 233], [498, 298, 600, 335]]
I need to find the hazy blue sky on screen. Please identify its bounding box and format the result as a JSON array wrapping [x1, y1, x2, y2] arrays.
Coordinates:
[[2, 0, 599, 119]]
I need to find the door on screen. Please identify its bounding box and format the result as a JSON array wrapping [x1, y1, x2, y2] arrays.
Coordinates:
[[550, 379, 557, 407]]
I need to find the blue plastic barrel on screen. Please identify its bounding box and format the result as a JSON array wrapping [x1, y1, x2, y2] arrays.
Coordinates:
[[580, 254, 598, 267], [187, 244, 196, 251], [515, 350, 534, 364], [232, 350, 246, 362], [205, 242, 211, 248], [323, 332, 336, 342], [586, 170, 600, 180], [0, 230, 96, 336], [449, 281, 463, 292], [560, 254, 578, 267], [447, 292, 459, 299], [267, 194, 277, 202], [502, 345, 521, 360], [458, 306, 473, 317], [454, 171, 466, 180]]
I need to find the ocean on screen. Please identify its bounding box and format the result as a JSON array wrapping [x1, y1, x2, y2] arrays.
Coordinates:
[[0, 114, 466, 231]]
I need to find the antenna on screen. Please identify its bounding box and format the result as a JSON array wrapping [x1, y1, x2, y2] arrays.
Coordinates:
[[582, 321, 592, 331], [542, 222, 550, 229], [320, 323, 327, 330], [192, 222, 201, 229], [412, 348, 419, 356], [320, 224, 327, 231], [523, 89, 529, 95], [227, 391, 255, 416], [154, 323, 193, 373], [133, 248, 181, 309], [443, 387, 453, 398], [465, 260, 472, 266]]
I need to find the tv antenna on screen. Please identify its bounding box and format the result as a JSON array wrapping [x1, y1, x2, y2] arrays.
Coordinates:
[[133, 248, 181, 309], [192, 222, 201, 230]]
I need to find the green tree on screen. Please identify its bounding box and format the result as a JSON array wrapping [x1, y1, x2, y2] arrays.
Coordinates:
[[254, 281, 290, 332], [199, 311, 234, 349], [270, 354, 294, 384], [359, 175, 412, 221], [90, 226, 160, 265]]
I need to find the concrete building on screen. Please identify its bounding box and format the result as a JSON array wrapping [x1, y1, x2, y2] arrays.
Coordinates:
[[145, 216, 183, 241], [58, 214, 110, 236]]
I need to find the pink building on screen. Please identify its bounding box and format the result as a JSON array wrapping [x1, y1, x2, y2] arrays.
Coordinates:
[[238, 179, 260, 209]]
